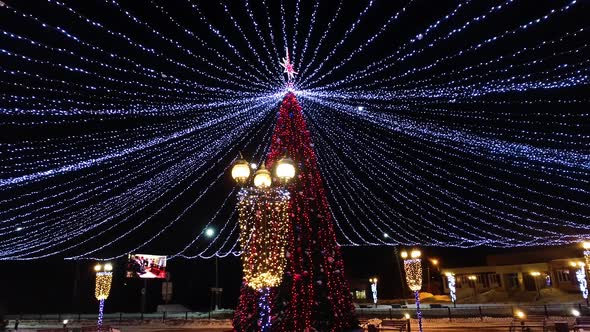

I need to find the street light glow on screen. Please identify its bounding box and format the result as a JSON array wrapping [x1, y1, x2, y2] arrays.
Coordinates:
[[205, 227, 215, 238], [94, 264, 102, 272], [104, 263, 113, 271]]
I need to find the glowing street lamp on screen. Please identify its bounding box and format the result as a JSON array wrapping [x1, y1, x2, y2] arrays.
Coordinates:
[[204, 227, 221, 311], [369, 277, 378, 307], [468, 275, 478, 299], [401, 249, 423, 332], [530, 272, 542, 298], [230, 153, 296, 332], [94, 263, 113, 332]]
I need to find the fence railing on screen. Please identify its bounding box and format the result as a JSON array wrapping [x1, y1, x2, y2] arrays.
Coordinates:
[[4, 311, 234, 322], [355, 303, 590, 321], [5, 303, 589, 323]]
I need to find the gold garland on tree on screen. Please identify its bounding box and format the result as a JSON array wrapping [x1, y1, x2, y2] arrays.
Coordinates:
[[238, 188, 290, 290]]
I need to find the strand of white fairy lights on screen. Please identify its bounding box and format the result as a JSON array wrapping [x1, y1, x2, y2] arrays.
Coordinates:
[[44, 0, 271, 91], [307, 98, 588, 214], [296, 0, 343, 79], [0, 64, 266, 115], [294, 0, 319, 71], [70, 107, 276, 261], [315, 103, 589, 231], [307, 102, 588, 246], [302, 101, 463, 245], [296, 0, 376, 87], [304, 102, 452, 245], [308, 106, 511, 246], [302, 0, 472, 89], [304, 95, 590, 184], [259, 0, 281, 67], [386, 106, 590, 151], [314, 0, 536, 90], [347, 0, 581, 91], [147, 0, 273, 88], [0, 112, 243, 233], [2, 5, 267, 95], [241, 0, 279, 75], [307, 61, 589, 104], [0, 28, 203, 93], [290, 0, 302, 65], [307, 98, 590, 152], [0, 101, 270, 249], [1, 101, 278, 259], [214, 0, 281, 85], [189, 1, 278, 85], [0, 97, 282, 245], [389, 28, 590, 90], [0, 101, 273, 239], [316, 0, 576, 91], [303, 93, 590, 172], [171, 114, 276, 258], [0, 101, 278, 176], [300, 0, 420, 87], [376, 43, 590, 96], [312, 133, 426, 245], [303, 98, 590, 238]]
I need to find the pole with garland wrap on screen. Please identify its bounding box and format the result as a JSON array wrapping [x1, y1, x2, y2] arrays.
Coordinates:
[[232, 92, 358, 331]]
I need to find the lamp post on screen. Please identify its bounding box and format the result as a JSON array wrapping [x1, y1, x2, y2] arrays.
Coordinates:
[[205, 227, 221, 311], [445, 273, 456, 308], [530, 272, 541, 298], [94, 263, 113, 332], [468, 275, 478, 300], [369, 277, 378, 307], [571, 261, 589, 306], [427, 258, 439, 293], [401, 249, 423, 332], [231, 153, 296, 332]]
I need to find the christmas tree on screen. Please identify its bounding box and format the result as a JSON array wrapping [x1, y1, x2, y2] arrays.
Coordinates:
[[233, 93, 358, 331]]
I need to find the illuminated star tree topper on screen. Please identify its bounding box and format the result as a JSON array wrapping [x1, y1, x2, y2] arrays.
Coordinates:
[[280, 47, 297, 82]]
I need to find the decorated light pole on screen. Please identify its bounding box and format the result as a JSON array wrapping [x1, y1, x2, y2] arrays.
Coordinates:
[[369, 277, 378, 307], [231, 153, 296, 332], [445, 273, 456, 308], [401, 249, 423, 332], [94, 263, 113, 331], [571, 261, 589, 305]]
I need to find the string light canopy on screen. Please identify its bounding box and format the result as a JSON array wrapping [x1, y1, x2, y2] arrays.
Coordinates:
[[0, 1, 588, 261]]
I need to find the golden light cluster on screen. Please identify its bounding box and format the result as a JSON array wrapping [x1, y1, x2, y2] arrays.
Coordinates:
[[237, 188, 290, 290], [95, 271, 113, 300], [401, 250, 422, 292]]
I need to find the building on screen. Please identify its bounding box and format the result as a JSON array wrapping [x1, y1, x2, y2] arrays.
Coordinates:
[[440, 247, 587, 298]]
